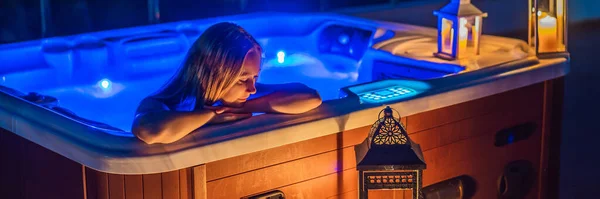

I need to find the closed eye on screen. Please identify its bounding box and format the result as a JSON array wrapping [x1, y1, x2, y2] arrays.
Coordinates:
[[236, 79, 248, 85]]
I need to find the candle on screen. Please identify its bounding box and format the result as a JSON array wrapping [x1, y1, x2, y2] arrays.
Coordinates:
[[538, 14, 558, 52], [557, 0, 565, 50], [457, 18, 469, 57]]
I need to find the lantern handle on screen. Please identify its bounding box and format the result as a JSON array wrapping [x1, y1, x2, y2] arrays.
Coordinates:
[[377, 106, 403, 120]]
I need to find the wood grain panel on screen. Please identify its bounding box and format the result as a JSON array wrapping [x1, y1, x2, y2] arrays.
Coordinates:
[[108, 174, 125, 199], [333, 189, 358, 199], [143, 173, 163, 199], [538, 78, 564, 199], [276, 167, 409, 199], [281, 118, 542, 199], [406, 83, 543, 133], [124, 175, 144, 199], [206, 117, 405, 183], [0, 129, 25, 199], [180, 168, 193, 199], [85, 169, 99, 199], [0, 128, 86, 199], [409, 99, 542, 152], [84, 168, 193, 199], [283, 169, 410, 199], [20, 136, 85, 199], [422, 128, 542, 198], [86, 168, 109, 199], [206, 125, 371, 181], [281, 167, 358, 199], [207, 145, 357, 198], [161, 170, 180, 199], [205, 84, 543, 183], [193, 165, 207, 199], [369, 190, 408, 199], [206, 85, 544, 199]]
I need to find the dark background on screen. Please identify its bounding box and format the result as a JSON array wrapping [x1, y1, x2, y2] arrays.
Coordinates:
[[1, 0, 599, 198]]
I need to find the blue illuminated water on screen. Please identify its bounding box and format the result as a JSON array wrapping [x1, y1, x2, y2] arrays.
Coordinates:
[[0, 13, 460, 131], [36, 52, 364, 130]]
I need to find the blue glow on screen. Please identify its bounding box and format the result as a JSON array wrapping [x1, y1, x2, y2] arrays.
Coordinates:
[[357, 86, 419, 103], [507, 134, 515, 144], [98, 78, 112, 90], [277, 51, 285, 64], [338, 34, 350, 45]]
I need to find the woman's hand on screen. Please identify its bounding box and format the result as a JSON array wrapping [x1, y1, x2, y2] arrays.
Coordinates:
[[204, 105, 246, 114], [203, 82, 323, 116], [209, 112, 252, 124], [204, 106, 252, 124]]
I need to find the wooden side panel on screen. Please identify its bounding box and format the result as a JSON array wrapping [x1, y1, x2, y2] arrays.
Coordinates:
[[423, 125, 542, 198], [206, 125, 372, 181], [180, 168, 193, 199], [22, 139, 86, 199], [272, 112, 543, 199], [406, 83, 544, 132], [108, 174, 125, 199], [335, 189, 410, 199], [143, 173, 163, 199], [207, 144, 358, 198], [124, 175, 144, 199], [206, 102, 543, 198], [0, 128, 86, 199], [193, 165, 208, 199], [85, 167, 195, 199], [86, 168, 109, 199], [538, 78, 564, 199], [410, 108, 540, 152], [279, 167, 358, 198], [206, 83, 543, 183], [0, 129, 25, 199], [205, 82, 546, 199], [161, 171, 180, 199]]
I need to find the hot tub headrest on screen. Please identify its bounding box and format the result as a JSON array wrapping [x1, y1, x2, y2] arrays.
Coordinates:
[[106, 31, 190, 77]]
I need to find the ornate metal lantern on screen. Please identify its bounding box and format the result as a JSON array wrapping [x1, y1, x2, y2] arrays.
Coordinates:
[[354, 106, 427, 199], [434, 0, 487, 60], [529, 0, 569, 58]]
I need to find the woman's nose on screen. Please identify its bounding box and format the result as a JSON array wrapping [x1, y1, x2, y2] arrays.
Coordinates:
[[246, 81, 257, 94]]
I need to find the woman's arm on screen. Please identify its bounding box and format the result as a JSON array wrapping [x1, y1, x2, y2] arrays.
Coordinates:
[[131, 98, 250, 144], [217, 83, 322, 114], [131, 98, 215, 144]]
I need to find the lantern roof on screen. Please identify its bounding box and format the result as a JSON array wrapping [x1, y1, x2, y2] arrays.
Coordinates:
[[435, 0, 488, 17], [354, 106, 426, 170]]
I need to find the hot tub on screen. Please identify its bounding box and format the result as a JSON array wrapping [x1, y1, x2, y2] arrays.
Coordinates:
[[0, 13, 568, 199]]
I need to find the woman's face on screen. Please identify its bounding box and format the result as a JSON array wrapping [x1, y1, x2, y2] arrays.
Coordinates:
[[220, 49, 261, 107]]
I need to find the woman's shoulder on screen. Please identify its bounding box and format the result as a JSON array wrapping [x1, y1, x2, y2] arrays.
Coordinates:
[[137, 95, 198, 113], [136, 97, 171, 114]]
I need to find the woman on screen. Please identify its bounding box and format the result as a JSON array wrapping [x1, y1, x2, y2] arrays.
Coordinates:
[[131, 22, 322, 144]]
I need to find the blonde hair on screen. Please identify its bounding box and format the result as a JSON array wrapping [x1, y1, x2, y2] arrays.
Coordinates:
[[151, 22, 262, 108]]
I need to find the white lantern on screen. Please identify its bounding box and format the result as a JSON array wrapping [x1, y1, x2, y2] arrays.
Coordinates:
[[434, 0, 487, 60], [530, 0, 569, 58]]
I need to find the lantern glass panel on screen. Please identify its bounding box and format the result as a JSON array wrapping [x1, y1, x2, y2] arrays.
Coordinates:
[[474, 16, 482, 53], [441, 17, 454, 54], [458, 17, 469, 57], [530, 0, 567, 54], [458, 16, 479, 57]]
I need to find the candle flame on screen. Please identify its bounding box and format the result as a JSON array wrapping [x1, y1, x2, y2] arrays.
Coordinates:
[[540, 15, 557, 27], [459, 18, 468, 39]]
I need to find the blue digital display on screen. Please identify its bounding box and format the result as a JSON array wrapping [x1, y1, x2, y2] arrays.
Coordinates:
[[357, 86, 418, 103]]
